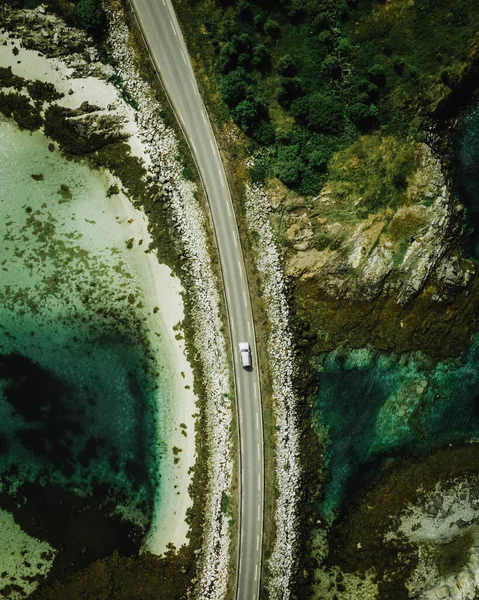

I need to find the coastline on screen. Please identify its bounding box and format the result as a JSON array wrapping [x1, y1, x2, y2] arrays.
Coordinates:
[[0, 19, 197, 555], [109, 183, 197, 554]]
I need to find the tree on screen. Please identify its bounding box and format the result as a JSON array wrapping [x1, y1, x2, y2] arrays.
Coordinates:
[[252, 121, 275, 144], [347, 102, 378, 130], [218, 34, 253, 73], [264, 18, 280, 38], [275, 145, 305, 186], [218, 42, 237, 73], [321, 55, 342, 79], [277, 54, 296, 76], [73, 0, 105, 34], [307, 93, 343, 134], [233, 99, 265, 134], [317, 30, 334, 51], [308, 149, 329, 171], [252, 44, 271, 71], [277, 77, 304, 107], [367, 64, 386, 86], [311, 12, 330, 33], [220, 68, 250, 107], [290, 96, 309, 122]]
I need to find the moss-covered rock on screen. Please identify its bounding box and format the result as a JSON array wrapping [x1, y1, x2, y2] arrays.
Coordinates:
[[272, 134, 472, 305], [321, 444, 479, 600], [294, 270, 479, 360]]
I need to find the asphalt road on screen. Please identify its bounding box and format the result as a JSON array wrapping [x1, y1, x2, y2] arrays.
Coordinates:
[[128, 1, 265, 599]]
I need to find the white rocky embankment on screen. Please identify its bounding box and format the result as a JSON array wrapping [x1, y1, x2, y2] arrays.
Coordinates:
[[245, 183, 301, 599], [105, 9, 233, 600]]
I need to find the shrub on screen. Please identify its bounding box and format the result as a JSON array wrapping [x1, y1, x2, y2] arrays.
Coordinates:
[[367, 64, 386, 86], [73, 0, 105, 35], [277, 54, 297, 76], [233, 99, 265, 134], [264, 18, 280, 38], [321, 55, 342, 79], [307, 93, 343, 134], [251, 120, 275, 145], [252, 43, 271, 71], [347, 102, 378, 130], [317, 30, 334, 50], [275, 144, 305, 186], [220, 68, 250, 106], [308, 149, 329, 171], [290, 96, 310, 122], [277, 76, 304, 107], [311, 12, 330, 33], [338, 37, 352, 53], [218, 41, 238, 73]]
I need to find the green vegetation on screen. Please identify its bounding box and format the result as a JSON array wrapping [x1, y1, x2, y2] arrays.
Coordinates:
[[21, 0, 106, 38], [0, 91, 43, 130], [175, 0, 479, 196], [323, 134, 422, 215], [72, 0, 105, 35]]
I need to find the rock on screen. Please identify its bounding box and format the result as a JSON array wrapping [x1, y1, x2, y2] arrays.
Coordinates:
[[278, 138, 467, 306]]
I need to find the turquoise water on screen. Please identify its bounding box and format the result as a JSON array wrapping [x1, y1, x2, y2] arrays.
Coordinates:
[[314, 340, 479, 520], [0, 117, 167, 571]]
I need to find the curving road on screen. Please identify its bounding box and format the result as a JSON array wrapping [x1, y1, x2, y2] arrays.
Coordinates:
[[127, 1, 264, 599]]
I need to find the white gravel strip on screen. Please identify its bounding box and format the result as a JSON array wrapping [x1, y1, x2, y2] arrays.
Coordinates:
[[106, 8, 233, 600], [245, 183, 300, 600]]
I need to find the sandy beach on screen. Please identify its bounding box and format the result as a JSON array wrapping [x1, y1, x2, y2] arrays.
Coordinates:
[[0, 29, 197, 555]]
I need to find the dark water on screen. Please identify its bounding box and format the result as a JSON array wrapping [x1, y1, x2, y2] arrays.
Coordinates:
[[0, 331, 155, 500], [454, 103, 479, 258], [0, 320, 160, 582], [314, 339, 479, 520]]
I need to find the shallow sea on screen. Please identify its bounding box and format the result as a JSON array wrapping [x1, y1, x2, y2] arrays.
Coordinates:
[[0, 118, 168, 591], [314, 339, 479, 521]]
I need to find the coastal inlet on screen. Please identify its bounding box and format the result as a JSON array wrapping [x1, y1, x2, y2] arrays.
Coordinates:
[[0, 117, 178, 594]]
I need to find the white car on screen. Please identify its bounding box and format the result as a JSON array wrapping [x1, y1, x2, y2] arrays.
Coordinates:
[[238, 342, 252, 368]]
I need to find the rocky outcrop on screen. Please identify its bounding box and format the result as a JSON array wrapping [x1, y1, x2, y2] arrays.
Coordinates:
[[270, 135, 475, 305], [387, 477, 479, 600], [2, 5, 90, 61]]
